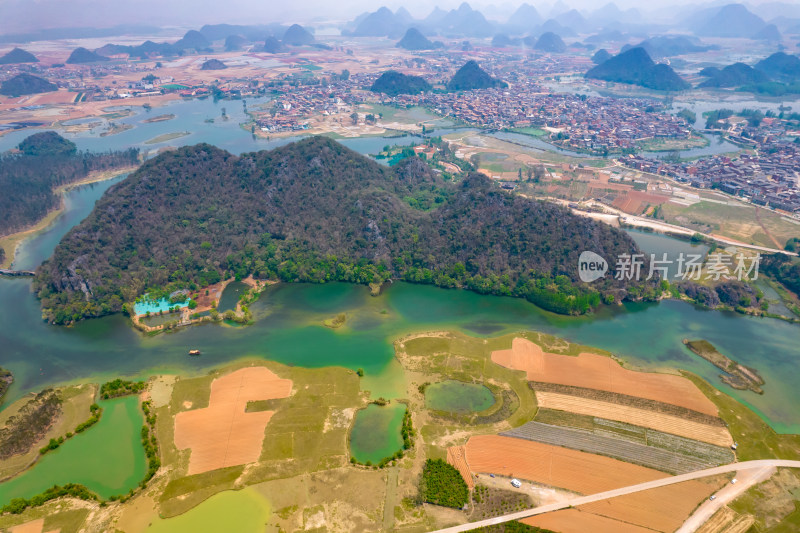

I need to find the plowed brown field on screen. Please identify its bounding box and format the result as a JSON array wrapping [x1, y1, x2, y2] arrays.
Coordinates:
[[491, 338, 717, 415], [461, 435, 722, 532], [462, 435, 663, 494], [536, 392, 732, 447], [174, 366, 292, 475], [522, 509, 653, 533], [447, 445, 474, 488]]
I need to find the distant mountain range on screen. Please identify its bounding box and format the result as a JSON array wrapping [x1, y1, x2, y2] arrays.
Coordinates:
[[698, 52, 800, 93], [621, 36, 715, 58], [0, 47, 38, 64], [282, 24, 314, 46], [370, 71, 432, 96], [533, 32, 566, 53], [346, 3, 494, 39], [688, 3, 771, 39], [447, 60, 507, 91], [263, 36, 285, 54], [66, 47, 108, 64], [396, 28, 441, 51], [591, 49, 612, 64], [0, 73, 57, 96], [699, 63, 768, 88], [200, 59, 227, 70], [586, 47, 690, 91], [96, 30, 212, 59]]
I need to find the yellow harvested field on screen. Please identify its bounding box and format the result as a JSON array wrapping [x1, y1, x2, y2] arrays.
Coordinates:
[[491, 338, 718, 415], [536, 391, 733, 447], [174, 366, 292, 475], [578, 478, 725, 532], [461, 435, 722, 532], [522, 509, 653, 533], [8, 519, 58, 533], [696, 507, 755, 533], [446, 445, 473, 488]]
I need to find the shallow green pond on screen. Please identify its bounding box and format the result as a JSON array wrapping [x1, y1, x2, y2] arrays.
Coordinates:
[[425, 381, 495, 414], [0, 395, 146, 504], [217, 281, 249, 312], [146, 487, 270, 533], [349, 403, 406, 465]]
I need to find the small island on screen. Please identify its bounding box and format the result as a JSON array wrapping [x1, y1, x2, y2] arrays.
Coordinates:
[[322, 313, 347, 329], [683, 339, 765, 394], [142, 114, 176, 123]]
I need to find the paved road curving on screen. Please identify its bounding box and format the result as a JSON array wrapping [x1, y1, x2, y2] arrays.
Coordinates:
[[429, 460, 800, 533]]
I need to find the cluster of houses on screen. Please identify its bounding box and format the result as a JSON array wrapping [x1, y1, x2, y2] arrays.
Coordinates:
[[252, 75, 367, 132], [623, 140, 800, 213], [392, 85, 691, 153]]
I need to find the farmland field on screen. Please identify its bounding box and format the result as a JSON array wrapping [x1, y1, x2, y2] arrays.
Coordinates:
[[500, 421, 730, 474], [492, 337, 718, 415], [460, 435, 724, 531], [535, 391, 732, 446]]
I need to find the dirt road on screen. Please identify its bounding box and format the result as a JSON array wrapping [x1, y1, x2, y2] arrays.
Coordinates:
[[428, 460, 800, 533]]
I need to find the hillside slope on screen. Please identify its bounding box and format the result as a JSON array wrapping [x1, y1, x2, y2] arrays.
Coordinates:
[[34, 137, 654, 323]]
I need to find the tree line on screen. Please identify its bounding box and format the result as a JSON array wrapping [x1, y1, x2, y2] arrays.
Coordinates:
[[0, 132, 139, 236]]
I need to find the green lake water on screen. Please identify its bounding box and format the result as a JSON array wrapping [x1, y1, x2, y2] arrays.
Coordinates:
[[425, 381, 495, 414], [349, 403, 406, 464], [218, 281, 249, 312], [0, 396, 146, 504], [146, 487, 270, 533], [3, 252, 800, 433], [0, 101, 799, 437]]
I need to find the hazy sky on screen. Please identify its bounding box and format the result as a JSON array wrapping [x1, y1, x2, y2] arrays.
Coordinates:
[[0, 0, 792, 34]]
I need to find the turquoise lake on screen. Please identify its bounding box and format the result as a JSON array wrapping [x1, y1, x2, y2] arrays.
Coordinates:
[[0, 98, 798, 437]]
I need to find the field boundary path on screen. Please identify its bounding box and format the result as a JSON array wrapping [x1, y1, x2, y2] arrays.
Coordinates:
[[428, 460, 800, 533], [383, 467, 399, 531]]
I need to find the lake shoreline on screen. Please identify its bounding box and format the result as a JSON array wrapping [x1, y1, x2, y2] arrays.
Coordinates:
[[0, 166, 137, 269]]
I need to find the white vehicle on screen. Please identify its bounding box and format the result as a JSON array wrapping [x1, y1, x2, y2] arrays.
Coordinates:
[[709, 495, 716, 501], [731, 478, 738, 484], [511, 479, 521, 488]]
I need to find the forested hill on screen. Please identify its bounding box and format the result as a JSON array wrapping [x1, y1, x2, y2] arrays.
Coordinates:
[[0, 132, 140, 237], [35, 137, 655, 324]]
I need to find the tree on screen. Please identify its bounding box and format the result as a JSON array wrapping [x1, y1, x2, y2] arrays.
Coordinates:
[[350, 112, 359, 125]]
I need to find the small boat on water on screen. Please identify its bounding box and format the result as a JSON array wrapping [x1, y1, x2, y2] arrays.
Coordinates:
[[188, 349, 201, 356]]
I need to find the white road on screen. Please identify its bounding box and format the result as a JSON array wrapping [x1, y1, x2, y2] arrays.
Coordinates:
[[429, 460, 800, 533], [676, 464, 776, 533]]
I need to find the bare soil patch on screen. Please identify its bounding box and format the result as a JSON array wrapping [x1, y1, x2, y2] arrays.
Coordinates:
[[174, 366, 292, 475], [523, 508, 653, 533], [491, 338, 718, 415]]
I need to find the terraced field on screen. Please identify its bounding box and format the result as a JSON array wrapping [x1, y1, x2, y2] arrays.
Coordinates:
[[531, 382, 726, 426], [491, 338, 718, 415], [534, 409, 734, 464], [500, 422, 731, 475], [536, 392, 733, 447]]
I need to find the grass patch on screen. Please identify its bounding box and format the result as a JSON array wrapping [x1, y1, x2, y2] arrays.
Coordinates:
[[729, 468, 800, 531]]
